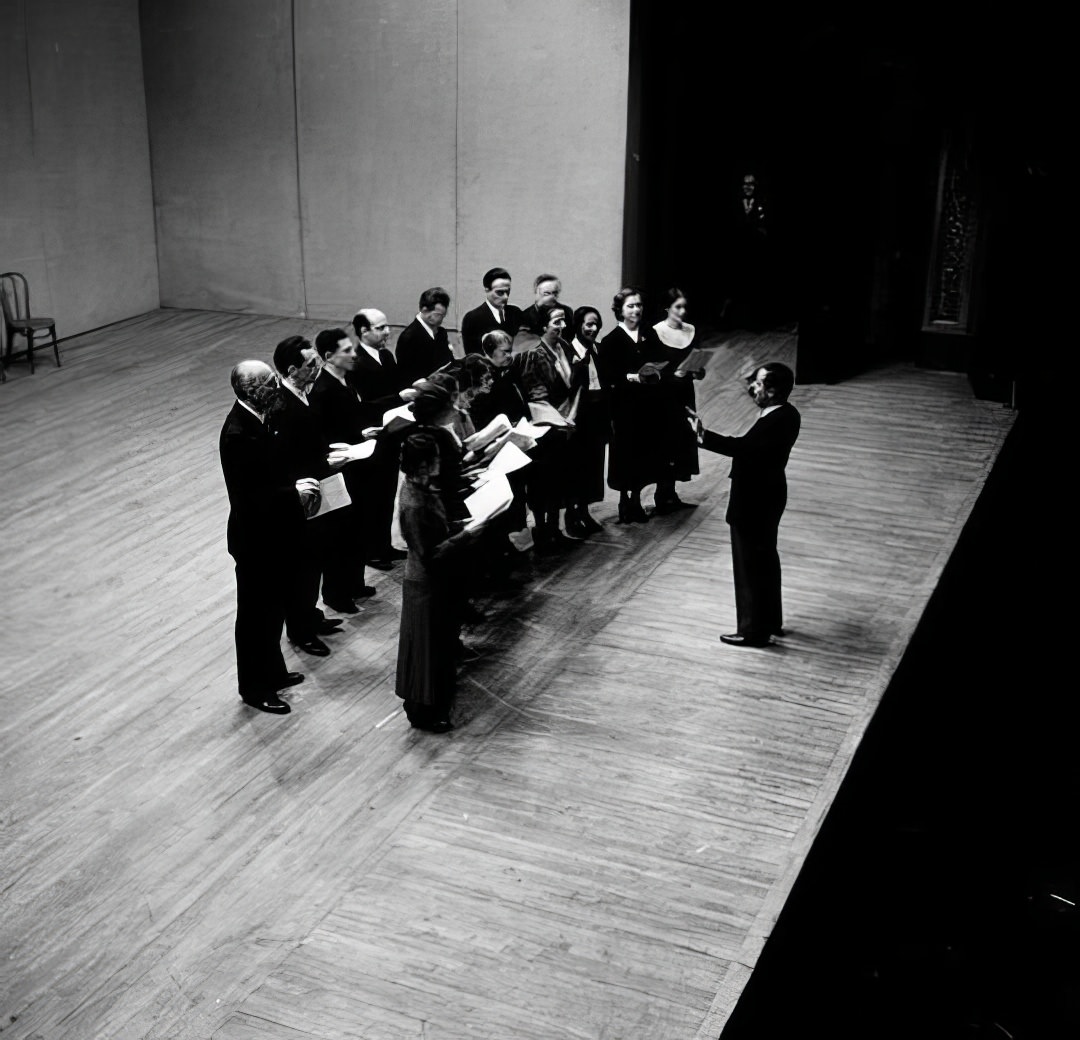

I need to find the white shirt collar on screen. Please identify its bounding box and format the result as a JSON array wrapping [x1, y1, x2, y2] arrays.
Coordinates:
[[282, 380, 308, 404], [236, 398, 265, 423], [486, 300, 506, 323], [359, 341, 382, 363], [321, 365, 347, 386], [618, 321, 640, 342], [416, 314, 438, 340], [761, 403, 782, 417]]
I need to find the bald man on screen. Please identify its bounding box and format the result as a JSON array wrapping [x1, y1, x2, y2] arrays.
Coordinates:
[[219, 360, 321, 714], [348, 308, 412, 568]]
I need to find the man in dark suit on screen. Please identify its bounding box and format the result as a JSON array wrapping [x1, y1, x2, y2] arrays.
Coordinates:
[[460, 267, 523, 356], [219, 360, 320, 714], [350, 308, 412, 569], [516, 273, 573, 350], [307, 328, 377, 612], [697, 362, 800, 647], [268, 335, 350, 657], [395, 287, 455, 386]]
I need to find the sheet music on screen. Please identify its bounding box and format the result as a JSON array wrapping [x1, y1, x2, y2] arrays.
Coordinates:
[[310, 472, 352, 519], [514, 417, 550, 439], [463, 474, 514, 522], [527, 400, 572, 427], [478, 440, 531, 480], [382, 403, 415, 426], [327, 439, 376, 465], [464, 414, 512, 451]]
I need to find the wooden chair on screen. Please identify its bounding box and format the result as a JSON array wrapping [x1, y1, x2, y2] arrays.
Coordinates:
[[1, 272, 61, 377]]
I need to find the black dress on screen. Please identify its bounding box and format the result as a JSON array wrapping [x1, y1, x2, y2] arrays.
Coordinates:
[[566, 337, 609, 505], [651, 323, 701, 485], [395, 480, 474, 723], [596, 324, 668, 492]]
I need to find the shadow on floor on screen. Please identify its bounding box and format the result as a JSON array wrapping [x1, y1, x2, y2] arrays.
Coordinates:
[[721, 409, 1079, 1039]]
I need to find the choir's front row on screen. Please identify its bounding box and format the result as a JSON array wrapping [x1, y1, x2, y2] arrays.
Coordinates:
[[219, 285, 711, 726]]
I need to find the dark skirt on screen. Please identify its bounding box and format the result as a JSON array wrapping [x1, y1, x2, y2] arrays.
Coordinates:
[[567, 389, 609, 504], [396, 562, 459, 713], [525, 424, 574, 512], [607, 382, 667, 492]]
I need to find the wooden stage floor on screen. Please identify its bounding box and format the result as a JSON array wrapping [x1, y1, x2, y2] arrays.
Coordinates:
[[0, 311, 1014, 1039]]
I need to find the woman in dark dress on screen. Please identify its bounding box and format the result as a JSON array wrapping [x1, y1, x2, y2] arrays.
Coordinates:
[[395, 430, 486, 733], [564, 306, 608, 536], [651, 287, 705, 512], [470, 330, 530, 555], [596, 288, 667, 523], [516, 302, 581, 552]]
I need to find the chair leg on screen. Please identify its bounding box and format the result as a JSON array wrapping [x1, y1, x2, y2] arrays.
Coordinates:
[[51, 326, 61, 367], [27, 331, 35, 375]]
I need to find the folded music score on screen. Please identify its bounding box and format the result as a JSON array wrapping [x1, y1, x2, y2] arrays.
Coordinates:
[[310, 472, 352, 519]]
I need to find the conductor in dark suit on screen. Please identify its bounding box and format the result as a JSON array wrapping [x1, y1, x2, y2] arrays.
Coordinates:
[[460, 267, 523, 355], [395, 287, 455, 386], [697, 362, 800, 647], [219, 360, 320, 714]]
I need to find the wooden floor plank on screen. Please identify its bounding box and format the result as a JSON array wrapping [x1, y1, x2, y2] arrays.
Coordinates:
[[0, 311, 1013, 1038]]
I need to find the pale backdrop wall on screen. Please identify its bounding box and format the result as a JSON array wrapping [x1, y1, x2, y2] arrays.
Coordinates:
[[0, 0, 159, 344], [141, 0, 631, 333]]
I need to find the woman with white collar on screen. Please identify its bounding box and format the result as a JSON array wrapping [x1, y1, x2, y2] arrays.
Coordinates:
[[596, 287, 667, 523], [650, 287, 704, 513], [564, 306, 609, 536]]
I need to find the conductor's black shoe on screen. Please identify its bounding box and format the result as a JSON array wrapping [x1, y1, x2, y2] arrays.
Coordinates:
[[317, 618, 344, 634], [720, 633, 772, 648], [353, 585, 378, 598], [275, 671, 306, 689], [365, 557, 394, 571], [240, 693, 292, 715], [293, 636, 331, 656], [323, 595, 358, 614]]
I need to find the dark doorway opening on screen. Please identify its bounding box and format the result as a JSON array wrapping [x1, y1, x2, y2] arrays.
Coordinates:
[[624, 5, 1067, 393]]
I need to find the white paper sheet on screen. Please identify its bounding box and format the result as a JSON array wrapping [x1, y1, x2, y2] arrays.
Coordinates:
[[463, 473, 514, 522], [524, 401, 569, 427], [382, 403, 415, 426], [464, 414, 511, 451], [310, 472, 352, 519], [485, 440, 531, 476]]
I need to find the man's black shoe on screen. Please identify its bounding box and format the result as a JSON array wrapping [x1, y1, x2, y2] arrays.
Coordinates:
[[387, 548, 408, 560], [293, 636, 331, 657], [366, 558, 394, 571], [720, 633, 772, 648], [317, 618, 344, 634], [240, 693, 292, 715], [353, 585, 378, 598], [276, 671, 305, 689]]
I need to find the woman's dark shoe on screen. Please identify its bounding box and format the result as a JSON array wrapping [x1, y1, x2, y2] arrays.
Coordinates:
[[564, 517, 592, 539], [619, 500, 650, 523], [579, 511, 603, 534], [654, 494, 696, 515]]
